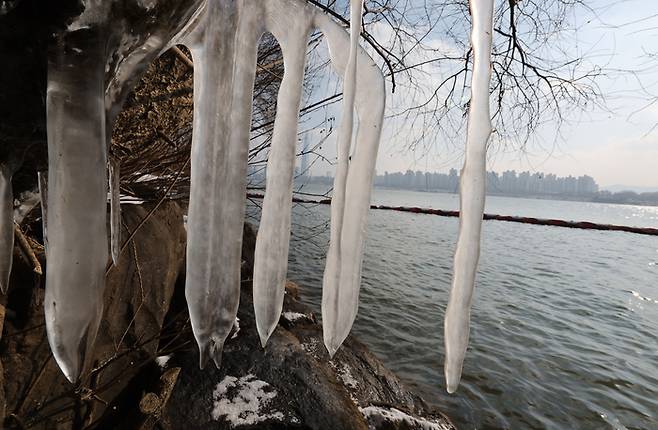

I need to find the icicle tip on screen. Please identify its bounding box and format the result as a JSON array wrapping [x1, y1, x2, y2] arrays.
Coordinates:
[[257, 325, 276, 349], [445, 370, 461, 394], [198, 338, 224, 370], [0, 269, 9, 293], [323, 335, 341, 359]]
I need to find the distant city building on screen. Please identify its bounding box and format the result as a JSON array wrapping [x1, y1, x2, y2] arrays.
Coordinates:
[[371, 169, 599, 197]]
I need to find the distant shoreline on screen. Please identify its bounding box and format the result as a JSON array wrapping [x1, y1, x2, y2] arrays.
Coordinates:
[[371, 186, 658, 208], [292, 180, 658, 208]]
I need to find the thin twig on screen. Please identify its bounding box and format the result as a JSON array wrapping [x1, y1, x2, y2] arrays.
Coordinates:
[[14, 223, 42, 275], [171, 46, 193, 69]]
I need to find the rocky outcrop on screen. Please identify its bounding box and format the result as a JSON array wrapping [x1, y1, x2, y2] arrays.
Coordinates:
[[158, 224, 455, 430], [0, 206, 454, 429], [161, 276, 455, 430]]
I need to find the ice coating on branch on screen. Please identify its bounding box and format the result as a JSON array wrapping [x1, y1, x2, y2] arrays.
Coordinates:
[[38, 171, 48, 252], [252, 8, 311, 347], [444, 0, 494, 394], [109, 158, 121, 265], [0, 164, 13, 294], [182, 0, 260, 368], [320, 1, 385, 357], [45, 30, 109, 382]]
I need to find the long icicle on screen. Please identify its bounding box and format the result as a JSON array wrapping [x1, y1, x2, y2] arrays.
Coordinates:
[[45, 30, 109, 383], [183, 0, 261, 369], [319, 1, 386, 357], [109, 157, 121, 265], [253, 14, 310, 347], [321, 0, 364, 357], [0, 163, 13, 294], [328, 37, 384, 356], [444, 0, 494, 394]]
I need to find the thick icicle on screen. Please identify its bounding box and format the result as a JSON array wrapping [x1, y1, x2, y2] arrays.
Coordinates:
[[0, 164, 13, 294], [318, 2, 386, 357], [108, 158, 121, 265], [444, 0, 494, 394], [45, 30, 109, 383], [182, 0, 261, 368], [38, 171, 48, 252], [253, 13, 311, 346], [321, 0, 362, 358]]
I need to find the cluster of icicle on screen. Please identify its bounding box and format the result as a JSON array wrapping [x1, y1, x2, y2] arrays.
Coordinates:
[[0, 0, 495, 394]]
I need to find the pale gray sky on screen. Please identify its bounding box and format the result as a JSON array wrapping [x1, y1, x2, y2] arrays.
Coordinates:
[[304, 0, 658, 190]]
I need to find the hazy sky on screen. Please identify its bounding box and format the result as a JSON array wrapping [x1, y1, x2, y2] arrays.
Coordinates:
[[305, 0, 658, 190]]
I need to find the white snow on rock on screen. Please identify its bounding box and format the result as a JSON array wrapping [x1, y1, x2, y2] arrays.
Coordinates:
[[360, 406, 453, 430], [155, 355, 171, 368], [337, 363, 358, 389], [211, 374, 284, 426], [282, 311, 307, 323]]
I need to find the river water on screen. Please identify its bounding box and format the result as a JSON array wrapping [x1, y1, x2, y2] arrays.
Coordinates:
[[253, 186, 658, 429]]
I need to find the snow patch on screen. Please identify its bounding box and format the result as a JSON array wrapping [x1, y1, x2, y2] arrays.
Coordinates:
[[118, 195, 144, 204], [135, 173, 160, 183], [105, 193, 144, 205], [282, 311, 307, 323], [155, 355, 171, 368], [136, 0, 157, 11], [360, 406, 452, 430], [301, 337, 322, 358], [211, 374, 284, 426], [337, 364, 358, 389]]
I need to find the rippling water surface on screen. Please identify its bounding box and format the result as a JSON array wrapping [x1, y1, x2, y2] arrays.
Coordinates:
[[255, 187, 658, 429]]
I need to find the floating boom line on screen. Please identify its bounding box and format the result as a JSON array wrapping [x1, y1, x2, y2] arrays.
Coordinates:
[[247, 193, 658, 237]]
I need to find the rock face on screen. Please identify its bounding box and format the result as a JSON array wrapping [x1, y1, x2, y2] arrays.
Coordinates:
[[0, 208, 454, 429]]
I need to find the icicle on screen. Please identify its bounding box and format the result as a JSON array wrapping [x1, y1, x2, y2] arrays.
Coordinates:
[[444, 0, 494, 394], [38, 171, 48, 253], [253, 15, 311, 347], [321, 0, 362, 358], [318, 1, 386, 357], [181, 0, 261, 369], [45, 31, 109, 383], [108, 158, 121, 265], [0, 164, 13, 294]]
